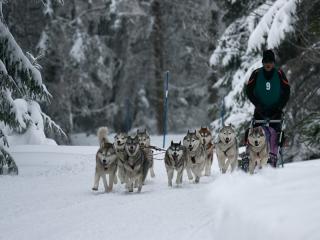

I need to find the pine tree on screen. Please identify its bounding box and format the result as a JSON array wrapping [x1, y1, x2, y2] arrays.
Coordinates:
[[0, 0, 64, 175]]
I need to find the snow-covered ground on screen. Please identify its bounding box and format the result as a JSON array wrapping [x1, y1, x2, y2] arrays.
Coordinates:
[[1, 135, 320, 240]]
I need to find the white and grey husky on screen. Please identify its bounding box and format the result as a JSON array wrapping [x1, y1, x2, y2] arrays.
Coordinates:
[[198, 126, 215, 176], [247, 126, 269, 174], [183, 130, 206, 183], [137, 129, 155, 181], [216, 124, 238, 173], [164, 141, 188, 187], [123, 135, 149, 193], [114, 132, 128, 184], [92, 127, 118, 192]]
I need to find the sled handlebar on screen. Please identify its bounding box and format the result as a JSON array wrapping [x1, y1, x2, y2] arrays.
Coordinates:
[[253, 119, 283, 124]]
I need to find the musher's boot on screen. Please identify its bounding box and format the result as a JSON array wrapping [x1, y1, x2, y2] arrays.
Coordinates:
[[267, 153, 277, 168]]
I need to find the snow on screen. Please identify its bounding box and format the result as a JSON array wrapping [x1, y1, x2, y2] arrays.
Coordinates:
[[209, 160, 320, 240], [37, 31, 49, 52], [70, 31, 86, 62], [1, 135, 320, 240], [247, 0, 297, 52], [42, 0, 53, 16], [1, 98, 57, 146], [0, 58, 7, 73]]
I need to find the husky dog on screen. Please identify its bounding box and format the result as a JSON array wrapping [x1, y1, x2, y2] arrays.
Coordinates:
[[114, 132, 128, 184], [216, 124, 238, 173], [164, 141, 188, 187], [247, 126, 269, 174], [137, 129, 155, 180], [183, 130, 206, 183], [92, 127, 118, 192], [198, 126, 215, 176], [123, 135, 149, 192]]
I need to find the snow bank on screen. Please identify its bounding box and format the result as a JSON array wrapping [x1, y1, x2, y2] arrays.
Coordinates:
[[208, 160, 320, 240]]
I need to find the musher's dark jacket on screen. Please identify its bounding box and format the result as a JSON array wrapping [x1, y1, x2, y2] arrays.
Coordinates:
[[246, 67, 290, 119]]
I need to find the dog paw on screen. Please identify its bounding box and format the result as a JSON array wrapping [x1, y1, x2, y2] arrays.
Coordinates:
[[195, 177, 200, 184]]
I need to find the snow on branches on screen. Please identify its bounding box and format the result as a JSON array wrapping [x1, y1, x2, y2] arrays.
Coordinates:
[[0, 2, 65, 150]]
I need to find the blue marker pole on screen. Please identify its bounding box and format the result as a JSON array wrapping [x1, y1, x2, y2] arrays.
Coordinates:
[[220, 98, 225, 127], [163, 71, 169, 148]]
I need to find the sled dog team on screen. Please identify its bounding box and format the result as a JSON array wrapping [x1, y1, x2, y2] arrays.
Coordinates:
[[93, 124, 270, 193]]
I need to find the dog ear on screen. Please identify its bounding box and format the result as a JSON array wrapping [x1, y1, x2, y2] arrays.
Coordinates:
[[187, 129, 190, 134], [144, 129, 147, 134], [179, 141, 181, 145], [258, 126, 265, 135], [171, 140, 173, 145]]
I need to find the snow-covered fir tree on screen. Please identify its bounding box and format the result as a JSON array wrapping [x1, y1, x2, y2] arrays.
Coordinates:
[[0, 0, 64, 175]]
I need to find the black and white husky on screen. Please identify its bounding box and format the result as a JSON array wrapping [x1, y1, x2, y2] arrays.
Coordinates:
[[136, 129, 155, 181], [216, 124, 238, 173], [247, 126, 269, 174], [123, 135, 149, 193], [92, 127, 118, 192], [164, 141, 188, 187], [183, 130, 206, 183], [114, 132, 128, 184], [198, 126, 215, 176]]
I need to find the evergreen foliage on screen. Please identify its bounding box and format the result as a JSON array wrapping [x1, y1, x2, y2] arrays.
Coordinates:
[[0, 0, 64, 175]]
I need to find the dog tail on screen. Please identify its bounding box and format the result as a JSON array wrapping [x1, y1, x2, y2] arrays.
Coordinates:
[[97, 127, 109, 146]]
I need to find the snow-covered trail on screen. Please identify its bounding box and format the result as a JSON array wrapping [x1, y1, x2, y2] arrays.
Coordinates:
[[0, 135, 216, 240], [1, 135, 320, 240]]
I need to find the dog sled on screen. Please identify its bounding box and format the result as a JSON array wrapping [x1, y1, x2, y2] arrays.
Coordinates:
[[239, 116, 286, 172]]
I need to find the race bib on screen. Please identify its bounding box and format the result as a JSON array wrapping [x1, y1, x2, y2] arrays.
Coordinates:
[[266, 82, 271, 91]]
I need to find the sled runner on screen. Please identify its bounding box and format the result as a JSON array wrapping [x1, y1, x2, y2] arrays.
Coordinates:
[[239, 116, 286, 172]]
